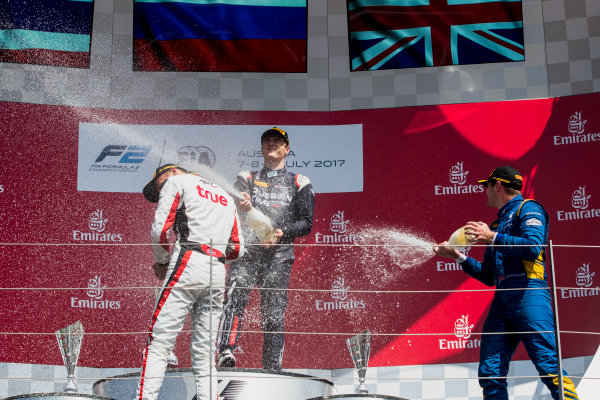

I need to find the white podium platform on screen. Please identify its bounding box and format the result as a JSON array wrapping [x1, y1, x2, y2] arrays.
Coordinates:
[[307, 395, 409, 400], [93, 367, 335, 400], [1, 394, 115, 400]]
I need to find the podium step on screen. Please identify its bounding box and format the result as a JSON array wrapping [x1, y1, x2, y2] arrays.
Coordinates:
[[307, 395, 410, 400], [2, 394, 115, 400], [93, 367, 335, 400]]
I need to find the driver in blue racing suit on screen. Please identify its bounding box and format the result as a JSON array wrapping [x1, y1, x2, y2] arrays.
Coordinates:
[[434, 166, 578, 400]]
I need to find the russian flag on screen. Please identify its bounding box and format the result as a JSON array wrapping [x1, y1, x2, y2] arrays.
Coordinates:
[[133, 0, 307, 72], [0, 0, 94, 68]]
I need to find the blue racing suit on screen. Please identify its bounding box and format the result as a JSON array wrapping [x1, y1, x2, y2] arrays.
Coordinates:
[[459, 195, 578, 400]]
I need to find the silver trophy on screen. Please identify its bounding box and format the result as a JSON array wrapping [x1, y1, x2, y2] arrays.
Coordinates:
[[346, 329, 372, 394], [55, 320, 84, 392]]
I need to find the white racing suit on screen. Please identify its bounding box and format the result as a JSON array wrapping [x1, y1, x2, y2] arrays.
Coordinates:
[[137, 173, 244, 400]]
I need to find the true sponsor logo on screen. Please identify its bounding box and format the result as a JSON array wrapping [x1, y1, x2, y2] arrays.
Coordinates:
[[71, 275, 121, 309], [88, 145, 151, 173], [434, 162, 484, 196], [554, 111, 600, 146], [315, 211, 365, 244], [315, 277, 366, 311], [436, 248, 470, 272], [556, 186, 600, 221], [197, 185, 229, 206], [73, 209, 123, 242], [439, 314, 481, 350], [176, 145, 216, 169], [561, 263, 600, 299]]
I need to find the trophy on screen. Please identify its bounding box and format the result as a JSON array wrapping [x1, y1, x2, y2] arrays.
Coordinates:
[[55, 320, 84, 393], [346, 329, 372, 394]]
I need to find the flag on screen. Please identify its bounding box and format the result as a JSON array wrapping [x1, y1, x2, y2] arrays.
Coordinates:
[[0, 0, 94, 68], [133, 0, 307, 72], [348, 0, 524, 71]]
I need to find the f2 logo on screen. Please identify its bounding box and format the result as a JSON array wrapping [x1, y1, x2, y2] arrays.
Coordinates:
[[95, 145, 151, 163]]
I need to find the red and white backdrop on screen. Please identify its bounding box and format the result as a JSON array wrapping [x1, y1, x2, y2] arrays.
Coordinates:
[[0, 93, 598, 370]]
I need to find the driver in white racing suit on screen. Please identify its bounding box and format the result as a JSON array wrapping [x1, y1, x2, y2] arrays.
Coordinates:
[[136, 164, 244, 400]]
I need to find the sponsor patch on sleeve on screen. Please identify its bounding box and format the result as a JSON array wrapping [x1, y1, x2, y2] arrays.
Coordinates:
[[526, 218, 543, 226], [295, 174, 311, 190]]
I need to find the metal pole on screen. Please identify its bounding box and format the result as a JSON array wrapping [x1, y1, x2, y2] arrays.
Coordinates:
[[209, 238, 214, 399], [548, 239, 565, 400]]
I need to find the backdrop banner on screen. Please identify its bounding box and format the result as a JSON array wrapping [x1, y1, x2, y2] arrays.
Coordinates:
[[0, 93, 598, 369]]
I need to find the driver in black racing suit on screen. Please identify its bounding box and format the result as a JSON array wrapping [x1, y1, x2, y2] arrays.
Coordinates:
[[217, 127, 315, 370]]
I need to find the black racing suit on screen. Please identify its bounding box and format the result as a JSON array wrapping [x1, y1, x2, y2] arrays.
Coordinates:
[[217, 167, 315, 369]]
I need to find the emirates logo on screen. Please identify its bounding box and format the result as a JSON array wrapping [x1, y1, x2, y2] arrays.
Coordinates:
[[568, 111, 586, 134], [330, 211, 349, 234], [576, 264, 595, 288], [71, 275, 121, 310], [454, 315, 474, 339], [571, 186, 591, 210], [86, 275, 106, 300], [73, 209, 123, 243], [331, 277, 350, 301], [315, 276, 365, 311], [88, 209, 107, 232], [449, 162, 468, 185]]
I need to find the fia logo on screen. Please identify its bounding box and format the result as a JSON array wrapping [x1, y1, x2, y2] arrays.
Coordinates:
[[88, 209, 108, 232], [571, 186, 591, 210], [330, 211, 349, 234], [449, 162, 468, 185], [86, 275, 106, 300], [176, 145, 216, 169], [454, 315, 474, 339], [331, 277, 350, 301], [576, 264, 595, 288], [568, 111, 587, 134]]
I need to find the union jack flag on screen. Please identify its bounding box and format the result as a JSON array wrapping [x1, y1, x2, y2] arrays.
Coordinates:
[[347, 0, 524, 71]]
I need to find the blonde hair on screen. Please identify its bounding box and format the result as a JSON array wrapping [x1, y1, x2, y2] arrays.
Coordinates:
[[504, 187, 521, 196]]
